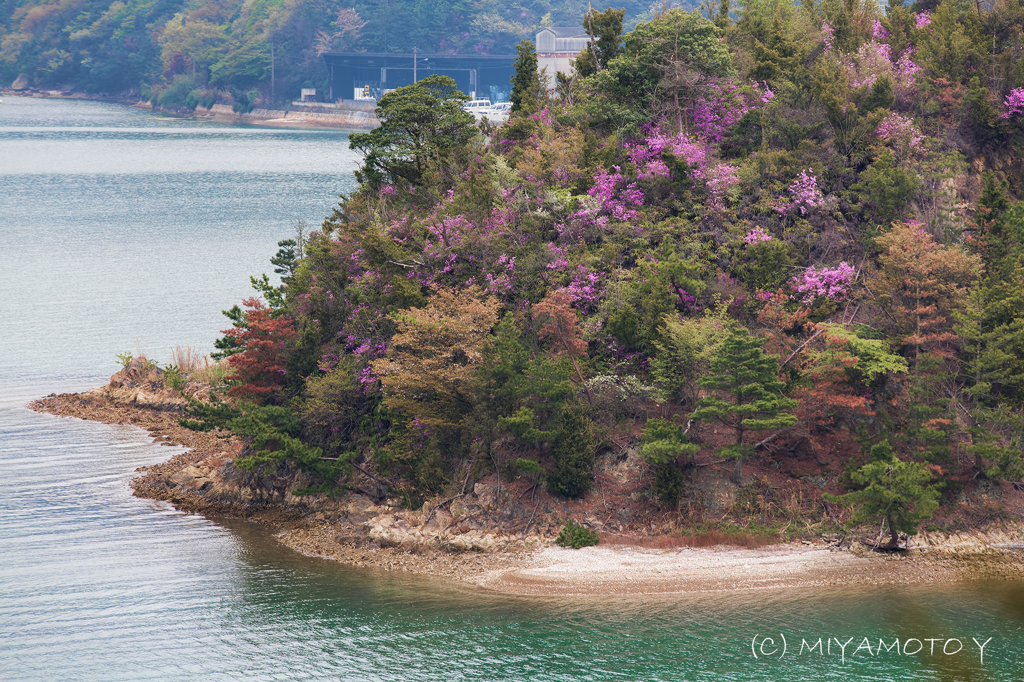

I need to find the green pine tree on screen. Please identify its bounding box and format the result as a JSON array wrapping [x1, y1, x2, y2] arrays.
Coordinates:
[[640, 418, 700, 506], [689, 326, 798, 480], [825, 442, 941, 548], [546, 405, 594, 498], [955, 176, 1024, 479], [749, 14, 804, 84], [574, 7, 625, 77], [510, 40, 540, 114]]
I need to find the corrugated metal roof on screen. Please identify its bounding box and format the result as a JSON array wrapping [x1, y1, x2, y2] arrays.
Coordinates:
[[537, 26, 591, 38]]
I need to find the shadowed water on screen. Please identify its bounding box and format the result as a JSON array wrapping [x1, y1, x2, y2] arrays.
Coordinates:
[[1, 96, 1022, 681]]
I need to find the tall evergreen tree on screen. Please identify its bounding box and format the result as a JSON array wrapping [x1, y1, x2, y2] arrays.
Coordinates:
[[749, 14, 804, 84], [690, 327, 798, 480], [574, 7, 626, 77], [960, 177, 1024, 406], [510, 39, 540, 114]]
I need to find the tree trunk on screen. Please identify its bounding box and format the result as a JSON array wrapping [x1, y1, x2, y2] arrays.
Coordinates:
[[886, 514, 900, 548]]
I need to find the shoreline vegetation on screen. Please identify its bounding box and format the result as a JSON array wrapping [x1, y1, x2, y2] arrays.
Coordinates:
[[29, 368, 1024, 596], [18, 2, 1024, 595]]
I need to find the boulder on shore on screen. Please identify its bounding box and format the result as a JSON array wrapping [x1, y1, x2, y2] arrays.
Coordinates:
[[11, 74, 30, 91]]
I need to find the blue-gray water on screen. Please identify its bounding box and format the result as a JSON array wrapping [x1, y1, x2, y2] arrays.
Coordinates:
[[1, 96, 1023, 681]]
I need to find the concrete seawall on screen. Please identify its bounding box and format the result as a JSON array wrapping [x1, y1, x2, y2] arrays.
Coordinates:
[[194, 103, 379, 130], [0, 91, 380, 129]]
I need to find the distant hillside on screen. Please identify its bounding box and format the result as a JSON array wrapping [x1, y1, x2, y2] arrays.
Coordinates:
[[0, 0, 697, 106]]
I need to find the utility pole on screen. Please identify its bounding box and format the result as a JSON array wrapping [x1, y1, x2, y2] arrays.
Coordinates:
[[413, 46, 417, 83]]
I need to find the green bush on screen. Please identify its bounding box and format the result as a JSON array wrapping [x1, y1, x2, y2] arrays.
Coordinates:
[[546, 406, 594, 498], [158, 74, 201, 109], [639, 418, 700, 506], [185, 88, 217, 109], [162, 364, 185, 391], [555, 520, 600, 549]]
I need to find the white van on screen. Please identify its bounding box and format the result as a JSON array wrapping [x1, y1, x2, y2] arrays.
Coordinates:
[[462, 99, 492, 113]]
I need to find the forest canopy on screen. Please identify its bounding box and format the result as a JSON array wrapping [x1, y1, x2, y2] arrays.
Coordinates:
[[50, 0, 1024, 540]]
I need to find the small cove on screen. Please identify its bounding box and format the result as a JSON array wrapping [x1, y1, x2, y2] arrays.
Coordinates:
[[1, 95, 1023, 681]]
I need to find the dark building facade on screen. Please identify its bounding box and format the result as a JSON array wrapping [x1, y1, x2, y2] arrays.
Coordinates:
[[321, 52, 516, 103]]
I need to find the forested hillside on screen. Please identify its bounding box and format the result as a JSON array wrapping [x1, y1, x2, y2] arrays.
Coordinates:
[[0, 0, 683, 104], [167, 1, 1024, 545]]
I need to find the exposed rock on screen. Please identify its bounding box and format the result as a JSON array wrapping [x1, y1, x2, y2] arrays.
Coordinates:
[[11, 74, 30, 91], [687, 465, 740, 515], [473, 482, 498, 508]]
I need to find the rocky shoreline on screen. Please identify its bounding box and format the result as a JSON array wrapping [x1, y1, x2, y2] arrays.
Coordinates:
[[28, 365, 1024, 596]]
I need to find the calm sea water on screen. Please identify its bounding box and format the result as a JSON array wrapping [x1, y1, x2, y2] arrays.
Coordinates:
[[1, 96, 1023, 681]]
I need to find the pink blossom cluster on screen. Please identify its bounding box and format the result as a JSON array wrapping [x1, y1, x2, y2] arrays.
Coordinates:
[[820, 23, 921, 99], [588, 166, 644, 221], [628, 129, 709, 180], [1002, 88, 1024, 119], [564, 265, 604, 310], [791, 262, 856, 304], [690, 79, 754, 142], [914, 12, 931, 29], [546, 242, 569, 270], [751, 80, 774, 105], [705, 163, 739, 207], [676, 287, 699, 312], [744, 227, 773, 245], [848, 41, 893, 89], [529, 106, 554, 127], [485, 253, 517, 295], [788, 169, 825, 215], [893, 51, 923, 93], [822, 22, 835, 52], [871, 20, 890, 41], [876, 112, 923, 150]]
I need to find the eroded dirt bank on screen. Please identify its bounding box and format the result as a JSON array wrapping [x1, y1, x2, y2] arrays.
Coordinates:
[[28, 366, 1024, 596]]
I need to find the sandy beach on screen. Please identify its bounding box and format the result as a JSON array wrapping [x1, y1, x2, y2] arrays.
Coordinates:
[[30, 382, 1024, 598], [475, 543, 959, 596]]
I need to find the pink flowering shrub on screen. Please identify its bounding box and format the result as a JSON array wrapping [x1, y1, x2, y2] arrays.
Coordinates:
[[705, 164, 739, 207], [588, 166, 644, 222], [628, 129, 709, 179], [751, 80, 774, 105], [788, 169, 825, 215], [564, 265, 605, 310], [876, 113, 924, 155], [546, 242, 569, 271], [821, 22, 834, 52], [791, 262, 856, 303], [1002, 88, 1024, 119], [914, 12, 931, 29], [820, 23, 921, 101], [893, 50, 923, 93], [485, 253, 517, 295], [744, 227, 772, 245], [627, 123, 746, 207], [690, 79, 755, 142]]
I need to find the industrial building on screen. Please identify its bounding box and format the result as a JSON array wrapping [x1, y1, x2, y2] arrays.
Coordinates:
[[535, 27, 593, 88], [320, 52, 517, 104], [319, 27, 592, 103]]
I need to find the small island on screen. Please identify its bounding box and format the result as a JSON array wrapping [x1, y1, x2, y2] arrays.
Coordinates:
[[29, 5, 1024, 595]]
